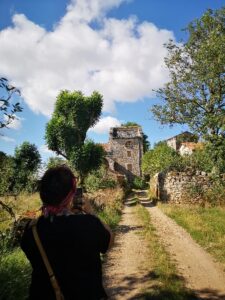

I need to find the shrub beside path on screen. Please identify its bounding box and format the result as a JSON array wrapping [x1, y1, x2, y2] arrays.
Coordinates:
[[103, 191, 225, 300]]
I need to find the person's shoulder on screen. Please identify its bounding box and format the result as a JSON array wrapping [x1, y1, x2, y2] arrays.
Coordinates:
[[70, 213, 103, 226]]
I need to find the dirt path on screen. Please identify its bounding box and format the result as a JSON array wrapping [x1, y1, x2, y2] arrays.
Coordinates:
[[103, 198, 152, 299], [104, 191, 225, 300], [139, 192, 225, 300]]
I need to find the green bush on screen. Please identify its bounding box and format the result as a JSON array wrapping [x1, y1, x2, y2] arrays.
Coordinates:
[[132, 176, 148, 189], [0, 248, 31, 300], [142, 143, 181, 176], [84, 166, 117, 192]]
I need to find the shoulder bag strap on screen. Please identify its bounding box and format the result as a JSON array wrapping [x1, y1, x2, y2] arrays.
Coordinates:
[[31, 220, 65, 300]]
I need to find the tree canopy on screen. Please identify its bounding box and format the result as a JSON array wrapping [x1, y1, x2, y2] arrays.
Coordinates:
[[13, 142, 41, 192], [142, 142, 180, 176], [0, 78, 22, 130], [45, 90, 104, 182], [46, 90, 103, 158], [151, 8, 225, 141]]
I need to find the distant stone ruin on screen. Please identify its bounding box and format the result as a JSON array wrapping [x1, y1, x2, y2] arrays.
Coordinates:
[[102, 126, 143, 181]]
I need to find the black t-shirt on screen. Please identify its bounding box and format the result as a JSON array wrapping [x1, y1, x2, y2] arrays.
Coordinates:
[[21, 214, 110, 300]]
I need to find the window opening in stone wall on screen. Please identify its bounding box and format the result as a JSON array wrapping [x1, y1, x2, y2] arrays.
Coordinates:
[[125, 141, 132, 148], [127, 151, 131, 157], [127, 164, 132, 171]]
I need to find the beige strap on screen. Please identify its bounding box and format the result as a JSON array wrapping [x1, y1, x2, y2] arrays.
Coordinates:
[[31, 221, 64, 300]]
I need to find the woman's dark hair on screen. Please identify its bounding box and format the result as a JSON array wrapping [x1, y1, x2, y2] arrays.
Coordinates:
[[40, 166, 75, 205]]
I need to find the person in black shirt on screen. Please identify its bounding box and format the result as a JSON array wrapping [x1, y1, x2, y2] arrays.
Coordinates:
[[21, 166, 113, 300]]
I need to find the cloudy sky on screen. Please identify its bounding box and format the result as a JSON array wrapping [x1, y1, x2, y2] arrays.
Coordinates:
[[0, 0, 224, 161]]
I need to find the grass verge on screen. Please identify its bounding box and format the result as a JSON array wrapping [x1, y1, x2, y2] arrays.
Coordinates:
[[0, 248, 31, 300], [159, 204, 225, 269], [135, 205, 197, 300]]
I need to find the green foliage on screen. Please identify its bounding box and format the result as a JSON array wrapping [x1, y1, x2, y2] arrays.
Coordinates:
[[181, 147, 212, 172], [47, 156, 67, 168], [142, 143, 181, 176], [84, 165, 117, 192], [0, 249, 31, 300], [180, 142, 225, 174], [70, 140, 105, 183], [121, 121, 150, 152], [45, 90, 103, 158], [45, 90, 104, 181], [13, 142, 41, 193], [152, 7, 225, 142], [0, 152, 14, 195], [132, 176, 148, 189], [0, 78, 23, 130], [205, 137, 225, 173]]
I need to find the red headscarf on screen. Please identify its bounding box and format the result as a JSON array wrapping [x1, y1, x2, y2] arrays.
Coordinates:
[[42, 178, 76, 216]]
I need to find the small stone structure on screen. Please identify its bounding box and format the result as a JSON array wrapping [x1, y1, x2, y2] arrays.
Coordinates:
[[179, 142, 204, 156], [103, 126, 143, 180], [166, 131, 195, 151], [150, 170, 214, 204]]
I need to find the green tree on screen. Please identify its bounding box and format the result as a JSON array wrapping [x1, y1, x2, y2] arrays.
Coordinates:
[[0, 78, 22, 129], [13, 142, 41, 192], [45, 90, 104, 183], [47, 156, 67, 168], [142, 143, 180, 176], [152, 8, 225, 140], [121, 121, 150, 152], [0, 151, 14, 195], [70, 140, 105, 183]]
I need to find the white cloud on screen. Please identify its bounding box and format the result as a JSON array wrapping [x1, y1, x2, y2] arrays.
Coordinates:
[[0, 0, 175, 117], [0, 135, 16, 143], [4, 115, 24, 130], [89, 116, 121, 134]]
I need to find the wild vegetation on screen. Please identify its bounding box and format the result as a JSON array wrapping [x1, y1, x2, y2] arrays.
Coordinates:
[[0, 186, 124, 300], [151, 7, 225, 173]]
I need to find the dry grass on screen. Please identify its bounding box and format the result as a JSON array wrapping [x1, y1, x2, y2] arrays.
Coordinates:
[[0, 193, 41, 231]]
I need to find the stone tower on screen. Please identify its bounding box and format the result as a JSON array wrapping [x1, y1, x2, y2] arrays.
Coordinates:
[[105, 126, 143, 180]]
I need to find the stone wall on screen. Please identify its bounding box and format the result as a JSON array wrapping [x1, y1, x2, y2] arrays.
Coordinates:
[[150, 171, 214, 204]]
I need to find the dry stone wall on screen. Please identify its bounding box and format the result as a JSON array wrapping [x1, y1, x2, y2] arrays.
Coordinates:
[[150, 171, 215, 204]]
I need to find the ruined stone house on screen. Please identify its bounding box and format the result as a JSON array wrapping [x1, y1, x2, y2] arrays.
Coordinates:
[[166, 131, 196, 152], [102, 126, 143, 180]]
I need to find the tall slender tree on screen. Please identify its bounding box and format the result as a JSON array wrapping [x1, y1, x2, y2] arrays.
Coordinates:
[[45, 90, 104, 183]]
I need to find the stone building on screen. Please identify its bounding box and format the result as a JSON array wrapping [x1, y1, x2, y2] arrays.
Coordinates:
[[179, 142, 204, 156], [166, 131, 196, 151], [103, 126, 143, 180]]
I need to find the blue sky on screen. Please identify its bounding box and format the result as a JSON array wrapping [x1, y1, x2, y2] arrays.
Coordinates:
[[0, 0, 224, 161]]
